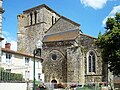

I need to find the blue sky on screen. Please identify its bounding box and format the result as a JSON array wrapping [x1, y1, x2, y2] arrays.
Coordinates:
[[2, 0, 120, 50]]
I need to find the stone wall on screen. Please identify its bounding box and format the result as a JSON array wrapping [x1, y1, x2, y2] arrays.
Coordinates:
[[17, 14, 27, 53], [46, 17, 80, 35], [42, 32, 103, 85], [67, 46, 85, 84], [79, 34, 103, 83], [17, 4, 104, 85], [43, 7, 60, 31], [17, 6, 60, 54], [42, 42, 69, 83]]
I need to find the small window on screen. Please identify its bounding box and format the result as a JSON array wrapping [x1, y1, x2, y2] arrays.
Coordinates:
[[25, 57, 30, 66], [30, 13, 32, 25], [6, 53, 12, 59], [34, 11, 37, 24], [38, 73, 41, 80], [6, 53, 12, 63], [25, 71, 30, 80], [52, 16, 54, 25], [52, 54, 57, 60]]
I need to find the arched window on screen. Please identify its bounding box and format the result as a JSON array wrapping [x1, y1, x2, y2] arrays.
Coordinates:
[[87, 51, 96, 73]]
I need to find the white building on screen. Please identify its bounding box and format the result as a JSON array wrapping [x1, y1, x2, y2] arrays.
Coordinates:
[[0, 43, 44, 82]]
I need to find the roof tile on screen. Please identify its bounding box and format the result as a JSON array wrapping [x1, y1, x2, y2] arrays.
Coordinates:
[[43, 29, 79, 42]]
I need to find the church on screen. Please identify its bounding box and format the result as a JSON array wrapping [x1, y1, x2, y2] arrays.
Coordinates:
[[17, 4, 105, 85]]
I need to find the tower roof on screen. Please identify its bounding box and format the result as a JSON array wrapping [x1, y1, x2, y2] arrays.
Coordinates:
[[23, 4, 61, 16]]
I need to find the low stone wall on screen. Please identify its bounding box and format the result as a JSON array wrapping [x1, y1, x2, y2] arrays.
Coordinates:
[[0, 83, 27, 90]]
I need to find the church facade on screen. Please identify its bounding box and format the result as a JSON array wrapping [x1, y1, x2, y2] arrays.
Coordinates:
[[17, 4, 105, 85]]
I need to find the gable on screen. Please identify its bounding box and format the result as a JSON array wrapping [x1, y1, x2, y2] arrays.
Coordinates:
[[45, 16, 80, 35]]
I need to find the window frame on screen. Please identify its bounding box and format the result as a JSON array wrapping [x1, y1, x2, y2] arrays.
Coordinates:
[[25, 57, 30, 66], [6, 53, 12, 63], [87, 50, 97, 74], [51, 53, 57, 61]]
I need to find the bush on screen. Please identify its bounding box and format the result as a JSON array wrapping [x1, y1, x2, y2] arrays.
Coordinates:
[[0, 70, 23, 82]]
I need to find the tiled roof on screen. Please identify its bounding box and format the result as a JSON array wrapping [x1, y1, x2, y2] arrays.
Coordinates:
[[43, 29, 80, 42], [2, 48, 42, 60]]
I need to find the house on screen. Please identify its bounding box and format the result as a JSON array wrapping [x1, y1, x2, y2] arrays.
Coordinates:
[[0, 43, 44, 82]]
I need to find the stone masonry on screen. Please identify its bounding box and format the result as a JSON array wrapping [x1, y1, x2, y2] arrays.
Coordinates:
[[17, 4, 104, 85]]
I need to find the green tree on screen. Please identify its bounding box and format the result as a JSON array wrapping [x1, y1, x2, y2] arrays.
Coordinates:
[[97, 12, 120, 76]]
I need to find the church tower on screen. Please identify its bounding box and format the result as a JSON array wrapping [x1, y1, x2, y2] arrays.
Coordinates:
[[17, 4, 60, 54]]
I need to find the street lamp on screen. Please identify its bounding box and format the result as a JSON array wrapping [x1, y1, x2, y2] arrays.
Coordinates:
[[33, 40, 42, 90]]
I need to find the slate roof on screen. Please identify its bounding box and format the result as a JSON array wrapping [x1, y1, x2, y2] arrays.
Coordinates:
[[43, 29, 80, 42]]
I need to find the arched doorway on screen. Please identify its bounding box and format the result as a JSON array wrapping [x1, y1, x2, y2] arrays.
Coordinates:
[[51, 79, 57, 88]]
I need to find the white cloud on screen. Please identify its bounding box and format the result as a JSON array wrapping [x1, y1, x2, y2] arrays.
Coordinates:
[[2, 31, 17, 51], [102, 5, 120, 26], [80, 0, 107, 9]]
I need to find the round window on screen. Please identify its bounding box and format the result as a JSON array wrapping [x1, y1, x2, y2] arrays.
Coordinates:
[[52, 54, 57, 60]]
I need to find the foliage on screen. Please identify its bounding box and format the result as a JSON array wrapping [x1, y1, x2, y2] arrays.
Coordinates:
[[0, 68, 23, 82], [0, 67, 5, 72], [96, 12, 120, 76]]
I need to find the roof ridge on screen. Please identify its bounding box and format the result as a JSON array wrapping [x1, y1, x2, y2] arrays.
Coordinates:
[[61, 16, 80, 27], [80, 33, 97, 39], [23, 4, 61, 17]]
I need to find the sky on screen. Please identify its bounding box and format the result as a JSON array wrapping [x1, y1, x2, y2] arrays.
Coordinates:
[[2, 0, 120, 51]]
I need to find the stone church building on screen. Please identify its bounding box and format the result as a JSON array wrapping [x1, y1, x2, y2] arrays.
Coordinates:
[[17, 4, 105, 85]]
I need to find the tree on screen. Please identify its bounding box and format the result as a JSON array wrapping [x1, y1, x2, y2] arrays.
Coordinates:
[[96, 12, 120, 76]]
